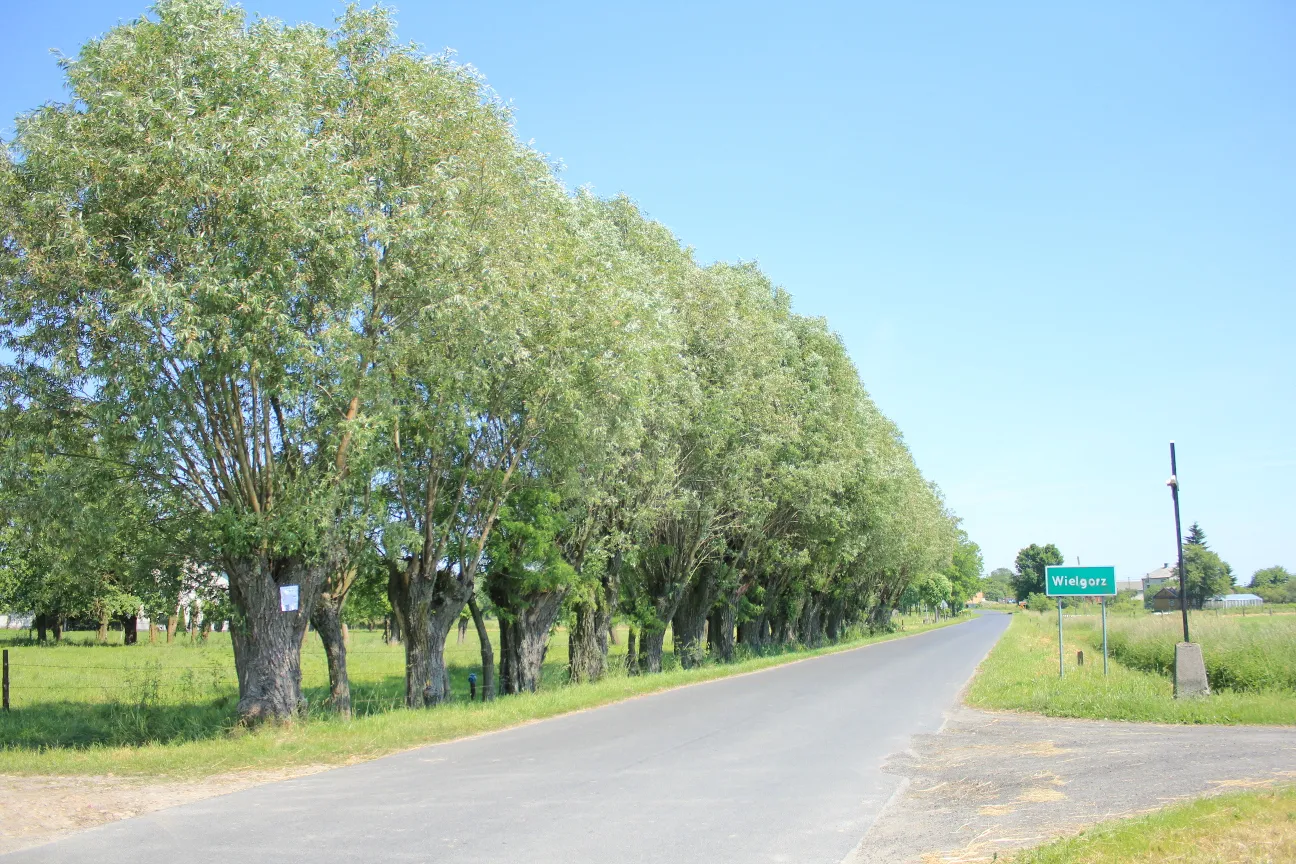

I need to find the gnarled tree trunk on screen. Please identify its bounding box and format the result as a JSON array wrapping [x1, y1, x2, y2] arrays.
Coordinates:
[[117, 613, 139, 645], [707, 603, 736, 662], [671, 567, 719, 669], [568, 555, 620, 684], [640, 625, 666, 673], [227, 554, 324, 723], [496, 589, 566, 695], [388, 560, 469, 708]]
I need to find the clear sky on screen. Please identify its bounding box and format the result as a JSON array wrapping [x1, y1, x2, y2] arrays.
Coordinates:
[[3, 1, 1293, 583]]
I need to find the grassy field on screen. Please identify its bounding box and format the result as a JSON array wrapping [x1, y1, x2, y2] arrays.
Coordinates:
[[1013, 785, 1296, 863], [0, 613, 962, 777], [966, 610, 1296, 725]]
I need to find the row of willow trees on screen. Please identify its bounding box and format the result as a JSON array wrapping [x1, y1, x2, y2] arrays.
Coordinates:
[[0, 1, 978, 722]]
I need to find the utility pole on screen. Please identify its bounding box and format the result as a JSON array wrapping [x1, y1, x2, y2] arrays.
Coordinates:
[[1168, 442, 1189, 644]]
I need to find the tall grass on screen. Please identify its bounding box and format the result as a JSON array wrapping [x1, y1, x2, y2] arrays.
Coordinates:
[[1102, 615, 1296, 693], [966, 612, 1296, 725]]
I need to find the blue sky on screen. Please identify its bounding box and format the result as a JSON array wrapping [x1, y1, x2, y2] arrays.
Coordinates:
[[3, 1, 1293, 582]]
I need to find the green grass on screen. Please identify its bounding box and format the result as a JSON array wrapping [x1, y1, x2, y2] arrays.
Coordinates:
[[966, 611, 1296, 725], [0, 613, 964, 777], [1013, 785, 1296, 863], [1105, 614, 1296, 692]]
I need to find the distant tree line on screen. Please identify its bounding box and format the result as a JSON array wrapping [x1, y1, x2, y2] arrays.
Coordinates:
[[982, 524, 1290, 612], [0, 2, 974, 722]]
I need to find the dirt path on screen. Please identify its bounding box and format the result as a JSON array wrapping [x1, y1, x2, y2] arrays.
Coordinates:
[[0, 767, 325, 856], [846, 706, 1296, 863]]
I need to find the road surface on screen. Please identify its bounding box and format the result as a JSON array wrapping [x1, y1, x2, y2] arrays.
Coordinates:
[[6, 613, 1010, 863]]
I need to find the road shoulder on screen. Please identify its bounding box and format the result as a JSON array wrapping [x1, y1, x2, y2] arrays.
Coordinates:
[[845, 705, 1296, 864]]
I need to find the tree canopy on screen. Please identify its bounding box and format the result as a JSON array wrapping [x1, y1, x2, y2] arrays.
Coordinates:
[[1012, 544, 1064, 600], [0, 0, 967, 721]]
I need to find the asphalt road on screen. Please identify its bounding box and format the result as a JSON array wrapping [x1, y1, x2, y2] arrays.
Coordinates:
[[6, 612, 1010, 864]]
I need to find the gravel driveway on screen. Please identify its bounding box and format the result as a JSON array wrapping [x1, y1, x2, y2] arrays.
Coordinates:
[[846, 705, 1296, 863]]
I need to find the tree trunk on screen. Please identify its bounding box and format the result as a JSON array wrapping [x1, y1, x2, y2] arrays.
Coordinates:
[[147, 619, 157, 643], [227, 554, 323, 723], [497, 590, 565, 694], [97, 607, 110, 643], [310, 593, 352, 719], [568, 598, 604, 684], [388, 560, 468, 708], [825, 603, 844, 642], [671, 571, 718, 669], [189, 600, 201, 641], [640, 626, 666, 673], [568, 551, 621, 683], [35, 613, 48, 643], [798, 595, 823, 648], [52, 616, 62, 642], [625, 626, 639, 674], [166, 609, 178, 644], [467, 596, 494, 701], [707, 603, 736, 662], [117, 614, 139, 645]]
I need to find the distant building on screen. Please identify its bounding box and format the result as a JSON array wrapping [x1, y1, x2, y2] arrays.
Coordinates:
[[1150, 585, 1180, 612], [1138, 563, 1178, 600], [1115, 578, 1143, 596], [1203, 593, 1264, 609]]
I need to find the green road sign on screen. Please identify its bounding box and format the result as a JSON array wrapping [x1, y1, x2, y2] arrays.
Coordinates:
[[1045, 565, 1117, 597]]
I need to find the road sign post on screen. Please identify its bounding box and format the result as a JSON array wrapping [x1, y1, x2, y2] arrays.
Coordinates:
[[1046, 565, 1117, 678]]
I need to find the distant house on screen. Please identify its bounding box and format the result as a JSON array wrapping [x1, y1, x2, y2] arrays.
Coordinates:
[[1150, 585, 1180, 612], [1115, 578, 1144, 597], [966, 592, 985, 606], [1203, 593, 1264, 609], [1142, 564, 1176, 597]]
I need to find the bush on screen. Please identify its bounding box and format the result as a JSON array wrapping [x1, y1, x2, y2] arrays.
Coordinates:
[[1026, 593, 1052, 613]]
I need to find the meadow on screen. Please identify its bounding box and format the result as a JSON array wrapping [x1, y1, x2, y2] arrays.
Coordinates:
[[966, 609, 1296, 725], [0, 613, 959, 776]]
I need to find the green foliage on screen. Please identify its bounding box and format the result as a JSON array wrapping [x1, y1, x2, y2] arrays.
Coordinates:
[[0, 0, 971, 716], [1176, 542, 1235, 608], [1013, 544, 1064, 600], [943, 530, 983, 607], [1026, 592, 1052, 613], [1250, 566, 1294, 603], [981, 568, 1013, 602], [1251, 565, 1291, 588]]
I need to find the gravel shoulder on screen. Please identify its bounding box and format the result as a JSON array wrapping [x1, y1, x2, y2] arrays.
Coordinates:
[[846, 705, 1296, 864], [0, 766, 327, 856]]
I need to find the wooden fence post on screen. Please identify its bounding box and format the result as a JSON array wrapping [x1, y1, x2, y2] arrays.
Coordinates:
[[3, 649, 9, 712]]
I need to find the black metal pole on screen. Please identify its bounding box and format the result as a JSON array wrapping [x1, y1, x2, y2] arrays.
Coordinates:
[[1169, 442, 1190, 643]]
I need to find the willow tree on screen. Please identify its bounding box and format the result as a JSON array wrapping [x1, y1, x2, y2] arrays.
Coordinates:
[[0, 1, 384, 720]]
